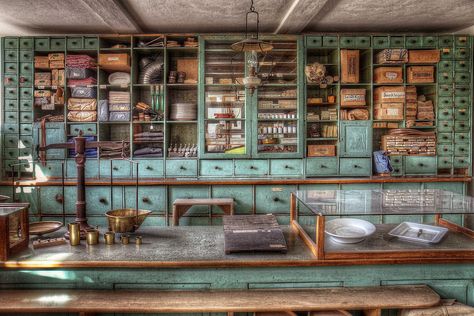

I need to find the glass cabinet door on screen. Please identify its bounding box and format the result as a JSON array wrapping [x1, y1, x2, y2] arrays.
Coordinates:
[[254, 39, 302, 157], [201, 38, 249, 157]]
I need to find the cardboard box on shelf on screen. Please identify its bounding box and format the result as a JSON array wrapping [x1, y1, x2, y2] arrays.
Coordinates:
[[408, 50, 440, 64], [341, 49, 359, 83], [340, 89, 366, 107], [407, 66, 435, 83], [374, 86, 405, 103], [48, 53, 65, 61], [375, 49, 408, 64], [374, 67, 403, 84], [374, 103, 404, 120], [52, 69, 65, 86], [307, 145, 336, 157], [98, 53, 130, 72]]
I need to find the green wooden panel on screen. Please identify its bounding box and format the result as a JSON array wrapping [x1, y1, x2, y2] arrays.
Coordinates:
[[3, 148, 18, 160], [306, 158, 338, 176], [389, 36, 404, 47], [234, 160, 269, 176], [200, 160, 233, 177], [99, 159, 132, 178], [255, 185, 296, 214], [133, 159, 164, 178], [166, 160, 198, 177], [84, 37, 99, 49], [211, 185, 253, 214], [270, 159, 302, 176], [339, 121, 372, 157], [422, 35, 437, 47], [437, 144, 453, 155], [454, 156, 470, 168], [3, 74, 17, 86], [322, 36, 338, 47], [85, 187, 112, 215], [455, 35, 470, 47], [339, 158, 371, 176], [404, 156, 437, 175], [69, 123, 97, 136], [33, 122, 65, 159]]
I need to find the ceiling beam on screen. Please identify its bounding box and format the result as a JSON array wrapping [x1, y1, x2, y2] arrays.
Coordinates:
[[274, 0, 333, 34], [79, 0, 142, 33]]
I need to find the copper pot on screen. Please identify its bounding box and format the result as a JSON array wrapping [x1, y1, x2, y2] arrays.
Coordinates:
[[105, 209, 151, 233]]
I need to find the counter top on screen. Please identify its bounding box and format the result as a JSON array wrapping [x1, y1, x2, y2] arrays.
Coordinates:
[[2, 226, 474, 269], [0, 176, 470, 187]]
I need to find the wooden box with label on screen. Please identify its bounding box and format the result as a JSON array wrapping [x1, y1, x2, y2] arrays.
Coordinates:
[[408, 50, 440, 64], [340, 89, 366, 106], [407, 66, 435, 83], [341, 49, 359, 83], [308, 145, 336, 157], [374, 86, 405, 103], [98, 53, 130, 72], [374, 67, 403, 84], [374, 103, 404, 120]]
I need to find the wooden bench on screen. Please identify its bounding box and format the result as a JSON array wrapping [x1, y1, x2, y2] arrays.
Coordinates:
[[0, 285, 440, 315], [172, 198, 234, 226]]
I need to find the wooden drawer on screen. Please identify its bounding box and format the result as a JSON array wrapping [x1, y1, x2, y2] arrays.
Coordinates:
[[455, 60, 470, 72], [84, 37, 99, 49], [4, 62, 17, 74], [454, 133, 469, 143], [3, 149, 18, 160], [422, 36, 437, 47], [66, 160, 99, 178], [19, 38, 33, 49], [373, 36, 389, 48], [339, 36, 356, 47], [437, 144, 453, 155], [35, 38, 50, 50], [4, 49, 17, 62], [19, 75, 32, 87], [19, 111, 33, 123], [19, 148, 32, 157], [67, 37, 83, 49], [132, 160, 164, 178], [200, 160, 233, 176], [405, 36, 422, 48], [439, 35, 453, 47], [4, 37, 18, 49], [20, 123, 32, 135], [166, 159, 198, 177], [454, 72, 470, 83], [86, 187, 111, 215], [438, 60, 453, 72], [390, 36, 404, 47], [234, 160, 269, 176], [100, 159, 132, 178], [20, 62, 33, 75], [339, 158, 371, 176], [50, 38, 65, 50], [255, 185, 295, 214], [125, 187, 166, 215], [4, 111, 18, 122], [438, 84, 453, 97], [437, 132, 453, 143], [454, 121, 469, 132], [19, 87, 33, 99], [3, 124, 18, 134], [4, 99, 18, 111], [212, 185, 253, 214], [454, 47, 469, 60], [306, 158, 338, 176], [454, 156, 470, 168], [438, 108, 453, 120], [438, 96, 453, 108], [19, 136, 33, 149], [438, 156, 453, 169], [454, 85, 470, 96], [234, 159, 269, 176], [390, 156, 403, 176], [454, 144, 469, 156], [356, 36, 370, 47], [404, 156, 436, 175], [455, 108, 469, 120], [19, 50, 33, 62], [4, 135, 18, 148], [20, 99, 33, 111], [4, 74, 17, 86], [39, 186, 75, 214], [455, 35, 469, 47], [437, 121, 454, 133], [322, 36, 338, 47], [454, 96, 469, 107], [438, 71, 453, 84], [270, 159, 302, 176], [69, 123, 97, 136], [306, 36, 322, 48], [440, 48, 453, 60]]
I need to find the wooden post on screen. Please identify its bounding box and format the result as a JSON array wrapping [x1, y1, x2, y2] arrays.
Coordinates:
[[290, 193, 297, 222], [363, 309, 382, 316], [316, 215, 325, 260]]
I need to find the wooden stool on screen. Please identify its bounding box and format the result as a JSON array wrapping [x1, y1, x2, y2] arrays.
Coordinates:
[[172, 198, 234, 226]]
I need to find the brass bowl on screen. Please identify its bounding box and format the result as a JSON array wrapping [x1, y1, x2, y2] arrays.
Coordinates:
[[105, 209, 152, 233]]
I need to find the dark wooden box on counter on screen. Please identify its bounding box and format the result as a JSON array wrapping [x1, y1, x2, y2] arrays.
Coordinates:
[[0, 203, 29, 261]]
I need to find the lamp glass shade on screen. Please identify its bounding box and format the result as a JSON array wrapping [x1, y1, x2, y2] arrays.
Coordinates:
[[231, 38, 273, 53]]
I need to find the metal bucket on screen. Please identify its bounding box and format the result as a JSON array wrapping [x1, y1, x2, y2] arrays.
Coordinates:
[[105, 209, 151, 233]]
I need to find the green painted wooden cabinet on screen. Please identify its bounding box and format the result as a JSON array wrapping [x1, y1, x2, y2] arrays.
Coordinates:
[[339, 121, 372, 158]]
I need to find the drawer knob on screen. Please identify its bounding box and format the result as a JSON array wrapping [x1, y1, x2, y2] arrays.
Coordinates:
[[250, 165, 255, 169], [87, 128, 92, 131], [419, 163, 424, 167], [394, 168, 400, 173], [180, 166, 186, 170], [55, 194, 64, 204], [74, 128, 79, 132], [273, 197, 280, 202], [142, 197, 150, 203], [146, 166, 152, 170], [214, 166, 221, 170], [112, 166, 119, 171], [99, 198, 107, 204], [284, 165, 290, 169], [444, 148, 448, 152], [354, 165, 359, 168], [320, 165, 327, 168]]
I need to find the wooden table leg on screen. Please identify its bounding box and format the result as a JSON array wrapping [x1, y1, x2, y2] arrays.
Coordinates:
[[172, 204, 179, 226], [316, 215, 325, 260]]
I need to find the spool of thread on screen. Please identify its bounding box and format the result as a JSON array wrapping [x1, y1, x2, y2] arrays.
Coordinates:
[[68, 222, 80, 246], [135, 236, 142, 245], [86, 229, 99, 245], [121, 234, 130, 245], [104, 231, 115, 245]]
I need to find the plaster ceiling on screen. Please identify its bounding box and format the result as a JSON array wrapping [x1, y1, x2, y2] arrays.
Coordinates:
[[0, 0, 472, 36]]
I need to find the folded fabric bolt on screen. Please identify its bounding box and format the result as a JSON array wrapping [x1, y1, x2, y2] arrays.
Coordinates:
[[134, 147, 163, 155], [68, 98, 97, 111], [66, 55, 96, 68], [134, 137, 164, 142], [98, 100, 109, 122], [134, 131, 164, 138], [108, 72, 131, 85], [67, 111, 97, 122], [108, 103, 131, 111], [109, 111, 130, 121], [66, 68, 95, 79], [71, 87, 97, 98], [68, 77, 97, 86], [108, 91, 130, 104]]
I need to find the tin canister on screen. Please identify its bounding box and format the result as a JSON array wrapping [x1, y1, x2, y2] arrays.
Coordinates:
[[86, 229, 99, 245], [104, 231, 115, 245], [68, 222, 80, 246], [120, 234, 130, 245], [135, 236, 143, 245]]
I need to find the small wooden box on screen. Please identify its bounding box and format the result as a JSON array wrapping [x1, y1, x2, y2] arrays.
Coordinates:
[[98, 53, 130, 72], [341, 49, 359, 83], [374, 67, 403, 83], [375, 49, 408, 64], [374, 103, 404, 120], [0, 203, 29, 261], [374, 86, 405, 103], [308, 145, 336, 157], [407, 66, 434, 83], [340, 89, 366, 107], [408, 50, 440, 64]]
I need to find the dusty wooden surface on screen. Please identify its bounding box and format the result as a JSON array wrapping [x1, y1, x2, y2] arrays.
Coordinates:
[[0, 286, 440, 313]]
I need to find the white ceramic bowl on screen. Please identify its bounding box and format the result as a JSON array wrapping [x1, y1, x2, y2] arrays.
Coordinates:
[[325, 218, 376, 244]]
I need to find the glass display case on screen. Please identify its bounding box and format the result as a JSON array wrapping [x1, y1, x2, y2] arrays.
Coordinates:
[[291, 189, 474, 260]]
